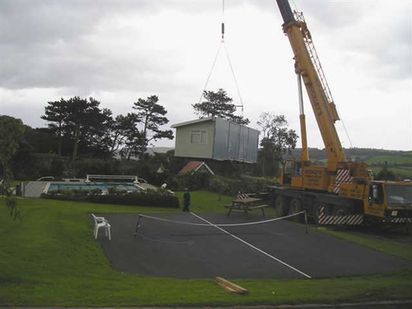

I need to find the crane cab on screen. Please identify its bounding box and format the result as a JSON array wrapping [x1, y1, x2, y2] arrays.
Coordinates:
[[365, 181, 412, 223]]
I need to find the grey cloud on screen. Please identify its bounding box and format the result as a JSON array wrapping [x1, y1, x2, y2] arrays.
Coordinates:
[[243, 0, 366, 26], [344, 6, 412, 82], [0, 35, 181, 91], [0, 0, 410, 94], [273, 0, 411, 82], [376, 13, 411, 80], [0, 0, 190, 92], [297, 0, 368, 28], [0, 1, 105, 46]]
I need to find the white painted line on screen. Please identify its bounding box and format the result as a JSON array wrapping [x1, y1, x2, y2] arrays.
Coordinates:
[[190, 212, 312, 279]]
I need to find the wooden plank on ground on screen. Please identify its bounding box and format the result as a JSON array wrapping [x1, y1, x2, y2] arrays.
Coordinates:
[[215, 277, 249, 295]]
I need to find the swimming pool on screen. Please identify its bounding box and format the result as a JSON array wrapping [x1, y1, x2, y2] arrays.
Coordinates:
[[46, 182, 140, 194]]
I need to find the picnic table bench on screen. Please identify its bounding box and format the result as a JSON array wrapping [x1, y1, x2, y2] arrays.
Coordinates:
[[224, 197, 269, 217]]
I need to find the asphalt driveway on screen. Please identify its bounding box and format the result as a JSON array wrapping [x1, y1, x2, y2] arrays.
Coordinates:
[[96, 212, 412, 279]]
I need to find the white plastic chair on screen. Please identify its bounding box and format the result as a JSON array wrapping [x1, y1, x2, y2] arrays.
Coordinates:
[[91, 213, 111, 240]]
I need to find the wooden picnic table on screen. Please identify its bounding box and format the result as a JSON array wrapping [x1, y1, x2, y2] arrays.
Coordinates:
[[224, 197, 269, 216]]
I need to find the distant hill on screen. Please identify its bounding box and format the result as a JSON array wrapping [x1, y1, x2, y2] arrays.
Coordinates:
[[146, 147, 174, 155], [289, 148, 412, 179]]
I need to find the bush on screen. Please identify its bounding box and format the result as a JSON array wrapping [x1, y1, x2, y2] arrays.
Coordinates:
[[376, 166, 397, 181], [209, 175, 276, 196], [89, 191, 179, 208], [5, 196, 21, 220], [172, 172, 276, 196], [71, 158, 121, 178], [11, 153, 68, 180], [42, 191, 179, 208], [175, 173, 211, 191]]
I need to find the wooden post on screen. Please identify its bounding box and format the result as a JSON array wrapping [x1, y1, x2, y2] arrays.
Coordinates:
[[304, 210, 308, 234], [215, 277, 248, 295], [134, 215, 143, 238]]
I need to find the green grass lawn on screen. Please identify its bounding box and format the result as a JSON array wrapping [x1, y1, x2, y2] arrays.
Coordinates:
[[175, 190, 233, 213], [370, 167, 412, 179], [317, 227, 412, 262], [367, 153, 412, 165], [366, 153, 412, 179], [1, 194, 412, 306]]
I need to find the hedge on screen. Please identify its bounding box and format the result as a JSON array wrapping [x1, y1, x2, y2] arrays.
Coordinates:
[[173, 173, 277, 196], [41, 191, 179, 208]]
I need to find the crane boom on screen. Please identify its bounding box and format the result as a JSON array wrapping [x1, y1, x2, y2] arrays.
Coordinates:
[[275, 0, 345, 171]]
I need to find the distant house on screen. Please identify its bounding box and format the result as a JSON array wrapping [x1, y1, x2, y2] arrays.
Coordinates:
[[171, 117, 259, 163], [114, 147, 174, 160], [145, 147, 174, 156], [178, 161, 215, 176], [156, 163, 166, 174]]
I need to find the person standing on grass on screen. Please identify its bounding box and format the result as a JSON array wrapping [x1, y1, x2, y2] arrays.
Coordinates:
[[183, 188, 191, 212]]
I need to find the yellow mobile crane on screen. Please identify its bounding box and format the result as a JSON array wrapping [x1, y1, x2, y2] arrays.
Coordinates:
[[270, 0, 412, 225]]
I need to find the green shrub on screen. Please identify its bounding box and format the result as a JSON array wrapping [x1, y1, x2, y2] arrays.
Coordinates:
[[107, 187, 128, 196], [172, 173, 276, 196], [175, 173, 211, 191], [41, 191, 179, 208], [208, 175, 232, 195], [4, 196, 21, 220], [71, 158, 120, 177], [209, 175, 276, 196], [10, 152, 70, 180], [88, 191, 179, 208]]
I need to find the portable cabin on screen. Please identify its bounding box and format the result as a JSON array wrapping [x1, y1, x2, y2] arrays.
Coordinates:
[[171, 117, 259, 163]]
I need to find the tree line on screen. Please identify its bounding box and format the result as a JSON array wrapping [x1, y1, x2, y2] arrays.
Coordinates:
[[0, 88, 298, 185], [39, 88, 297, 169], [41, 95, 173, 161]]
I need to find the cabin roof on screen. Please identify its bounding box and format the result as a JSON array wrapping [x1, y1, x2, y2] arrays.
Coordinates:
[[178, 161, 215, 176], [171, 117, 214, 128], [171, 117, 260, 134]]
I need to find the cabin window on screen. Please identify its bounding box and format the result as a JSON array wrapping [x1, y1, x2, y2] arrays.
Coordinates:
[[191, 129, 207, 144]]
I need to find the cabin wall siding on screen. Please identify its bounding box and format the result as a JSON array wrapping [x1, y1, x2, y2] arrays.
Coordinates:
[[173, 117, 259, 163], [174, 121, 214, 158]]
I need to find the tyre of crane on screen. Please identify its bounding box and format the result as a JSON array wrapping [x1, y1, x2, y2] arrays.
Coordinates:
[[288, 198, 303, 222], [275, 195, 288, 217], [363, 215, 380, 227], [332, 205, 350, 216]]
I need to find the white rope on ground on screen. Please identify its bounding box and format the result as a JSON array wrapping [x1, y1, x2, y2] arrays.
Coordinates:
[[191, 212, 312, 279], [136, 211, 306, 228]]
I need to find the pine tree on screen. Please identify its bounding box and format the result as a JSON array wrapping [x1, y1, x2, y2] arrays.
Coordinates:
[[192, 89, 249, 125]]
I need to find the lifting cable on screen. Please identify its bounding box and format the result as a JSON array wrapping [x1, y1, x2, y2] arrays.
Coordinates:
[[340, 117, 354, 149], [197, 0, 244, 113]]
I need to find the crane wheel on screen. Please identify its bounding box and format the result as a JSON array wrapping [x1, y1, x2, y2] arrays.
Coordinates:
[[332, 205, 350, 216], [288, 198, 303, 222], [275, 195, 288, 217]]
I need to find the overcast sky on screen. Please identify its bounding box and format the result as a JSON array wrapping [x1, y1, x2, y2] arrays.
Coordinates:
[[1, 0, 411, 150]]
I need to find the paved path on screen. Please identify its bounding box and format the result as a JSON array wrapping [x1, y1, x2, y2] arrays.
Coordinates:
[[97, 212, 412, 279]]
